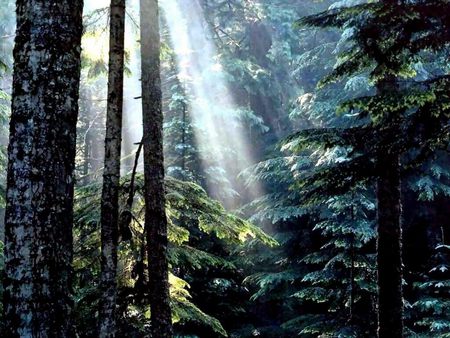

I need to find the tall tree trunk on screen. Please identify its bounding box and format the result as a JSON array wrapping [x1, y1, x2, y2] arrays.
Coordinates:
[[3, 1, 83, 337], [99, 0, 126, 337], [376, 76, 404, 338], [349, 200, 356, 324], [376, 151, 403, 338], [140, 0, 173, 337]]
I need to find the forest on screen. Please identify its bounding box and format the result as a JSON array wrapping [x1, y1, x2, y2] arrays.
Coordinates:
[[0, 0, 449, 337]]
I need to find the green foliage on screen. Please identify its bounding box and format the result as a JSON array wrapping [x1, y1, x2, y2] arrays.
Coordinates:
[[73, 174, 274, 337], [412, 244, 450, 336], [0, 1, 448, 336], [241, 141, 378, 336], [238, 0, 449, 336], [0, 0, 14, 207], [164, 177, 276, 246], [409, 154, 450, 201], [160, 42, 243, 202], [294, 189, 377, 337], [288, 1, 450, 336], [294, 0, 450, 155], [170, 274, 228, 337]]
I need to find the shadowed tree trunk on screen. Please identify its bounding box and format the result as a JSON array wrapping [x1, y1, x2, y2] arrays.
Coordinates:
[[376, 151, 403, 338], [140, 0, 173, 336], [99, 0, 126, 337], [349, 200, 356, 324], [3, 1, 83, 337], [371, 3, 404, 336], [376, 76, 404, 338]]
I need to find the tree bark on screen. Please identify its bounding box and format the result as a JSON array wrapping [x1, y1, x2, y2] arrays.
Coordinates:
[[119, 141, 142, 242], [99, 0, 126, 337], [140, 0, 173, 336], [3, 1, 83, 337], [349, 200, 356, 324], [376, 76, 404, 338], [376, 151, 403, 338]]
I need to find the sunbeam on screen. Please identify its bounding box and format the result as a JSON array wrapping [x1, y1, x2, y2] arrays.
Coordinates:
[[161, 0, 263, 207]]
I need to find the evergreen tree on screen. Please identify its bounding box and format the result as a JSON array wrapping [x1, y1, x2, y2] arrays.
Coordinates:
[[296, 1, 450, 335], [71, 173, 275, 337], [412, 242, 450, 336], [0, 0, 448, 336], [140, 0, 173, 336], [292, 188, 377, 337], [161, 53, 201, 183], [76, 4, 110, 185], [99, 0, 126, 336], [3, 1, 83, 336]]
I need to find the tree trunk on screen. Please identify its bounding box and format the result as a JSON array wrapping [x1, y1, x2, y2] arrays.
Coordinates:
[[349, 200, 356, 324], [376, 76, 404, 338], [376, 151, 403, 338], [3, 1, 83, 337], [99, 0, 126, 337], [140, 0, 173, 337]]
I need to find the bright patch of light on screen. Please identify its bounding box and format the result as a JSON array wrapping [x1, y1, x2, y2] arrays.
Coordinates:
[[84, 0, 110, 12], [82, 33, 108, 62], [161, 0, 263, 206], [211, 63, 223, 73]]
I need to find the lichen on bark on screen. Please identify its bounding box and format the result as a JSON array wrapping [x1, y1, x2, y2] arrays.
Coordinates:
[[3, 1, 83, 337]]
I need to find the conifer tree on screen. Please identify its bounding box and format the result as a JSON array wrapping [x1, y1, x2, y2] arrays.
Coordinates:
[[375, 76, 404, 338], [140, 0, 173, 336], [413, 241, 450, 336], [3, 1, 83, 336], [99, 0, 126, 336], [296, 1, 450, 336], [296, 188, 377, 337]]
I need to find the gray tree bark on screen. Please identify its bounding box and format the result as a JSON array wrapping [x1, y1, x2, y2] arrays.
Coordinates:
[[140, 0, 173, 336], [99, 0, 126, 337], [3, 1, 83, 337]]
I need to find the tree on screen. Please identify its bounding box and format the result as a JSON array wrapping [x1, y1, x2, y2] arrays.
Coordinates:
[[2, 1, 83, 336], [294, 188, 377, 337], [296, 1, 449, 336], [412, 242, 450, 336], [2, 0, 448, 336], [375, 77, 404, 338], [99, 0, 126, 336], [140, 0, 173, 336]]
